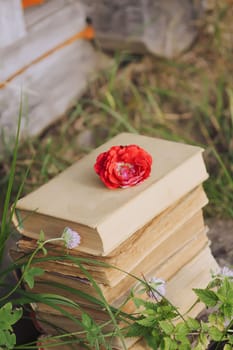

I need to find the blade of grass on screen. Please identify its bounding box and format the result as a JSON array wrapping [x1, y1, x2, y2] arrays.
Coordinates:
[[89, 99, 138, 134], [0, 96, 23, 261]]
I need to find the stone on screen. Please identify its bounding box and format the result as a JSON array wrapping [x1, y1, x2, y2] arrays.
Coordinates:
[[207, 219, 233, 266], [85, 0, 204, 58]]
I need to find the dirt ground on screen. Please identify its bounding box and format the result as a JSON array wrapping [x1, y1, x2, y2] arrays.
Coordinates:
[[207, 219, 233, 267]]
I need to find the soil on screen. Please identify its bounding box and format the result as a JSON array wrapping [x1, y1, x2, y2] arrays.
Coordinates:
[[207, 219, 233, 267]]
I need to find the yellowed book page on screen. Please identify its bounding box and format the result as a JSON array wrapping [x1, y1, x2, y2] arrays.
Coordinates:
[[30, 227, 208, 307]]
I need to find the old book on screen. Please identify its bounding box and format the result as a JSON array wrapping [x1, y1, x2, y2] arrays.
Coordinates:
[[12, 133, 208, 256], [12, 185, 208, 287], [28, 219, 209, 307], [35, 246, 219, 350], [29, 210, 207, 320]]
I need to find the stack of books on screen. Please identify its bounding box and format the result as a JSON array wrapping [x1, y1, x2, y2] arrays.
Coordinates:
[[11, 133, 219, 349]]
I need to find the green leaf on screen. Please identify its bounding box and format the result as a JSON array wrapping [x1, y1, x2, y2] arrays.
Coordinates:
[[0, 329, 16, 349], [145, 333, 161, 349], [186, 317, 200, 331], [195, 333, 209, 350], [192, 344, 206, 350], [126, 323, 149, 338], [193, 288, 219, 307], [174, 322, 190, 345], [228, 335, 233, 345], [222, 303, 233, 319], [179, 344, 191, 350], [0, 303, 22, 349], [200, 321, 209, 332], [217, 281, 233, 309], [208, 313, 224, 330], [81, 313, 93, 329], [161, 337, 177, 350], [136, 316, 156, 328], [132, 297, 146, 309], [0, 303, 22, 328], [223, 344, 233, 350], [38, 230, 45, 243], [209, 326, 224, 341], [23, 266, 44, 288], [175, 322, 189, 336], [159, 320, 174, 335]]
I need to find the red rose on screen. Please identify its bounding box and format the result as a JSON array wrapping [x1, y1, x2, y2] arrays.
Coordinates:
[[94, 144, 152, 189]]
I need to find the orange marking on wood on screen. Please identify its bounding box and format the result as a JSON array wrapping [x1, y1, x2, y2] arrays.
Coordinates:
[[0, 25, 95, 89], [22, 0, 44, 8]]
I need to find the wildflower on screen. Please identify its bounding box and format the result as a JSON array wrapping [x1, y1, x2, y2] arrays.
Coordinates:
[[219, 266, 233, 278], [147, 277, 166, 301], [62, 227, 81, 249]]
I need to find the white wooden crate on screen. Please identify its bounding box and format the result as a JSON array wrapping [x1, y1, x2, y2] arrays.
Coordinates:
[[0, 0, 109, 150]]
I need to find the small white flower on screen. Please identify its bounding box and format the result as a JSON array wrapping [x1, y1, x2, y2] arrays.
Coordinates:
[[62, 227, 81, 249], [219, 266, 233, 278], [147, 277, 166, 301]]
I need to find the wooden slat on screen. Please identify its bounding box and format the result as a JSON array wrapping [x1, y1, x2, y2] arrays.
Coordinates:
[[0, 0, 26, 48], [0, 0, 86, 81], [24, 0, 67, 28], [0, 42, 108, 138], [0, 0, 110, 149]]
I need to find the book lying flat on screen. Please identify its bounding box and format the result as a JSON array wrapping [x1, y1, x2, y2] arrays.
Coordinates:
[[29, 218, 208, 307], [12, 185, 208, 287], [12, 133, 208, 256], [29, 209, 206, 319], [35, 245, 219, 350]]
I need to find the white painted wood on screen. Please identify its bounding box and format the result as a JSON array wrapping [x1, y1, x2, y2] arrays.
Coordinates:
[[0, 40, 109, 147], [0, 0, 26, 48], [0, 0, 86, 81], [24, 0, 67, 28], [0, 0, 110, 152]]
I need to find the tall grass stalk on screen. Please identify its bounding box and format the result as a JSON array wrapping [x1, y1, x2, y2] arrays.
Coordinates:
[[0, 99, 23, 263]]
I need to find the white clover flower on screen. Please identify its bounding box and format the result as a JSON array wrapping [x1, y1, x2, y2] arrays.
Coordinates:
[[62, 227, 81, 249], [147, 277, 166, 301], [219, 266, 233, 278]]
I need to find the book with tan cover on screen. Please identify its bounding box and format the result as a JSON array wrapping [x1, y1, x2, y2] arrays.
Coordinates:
[[11, 186, 208, 287], [12, 133, 208, 256]]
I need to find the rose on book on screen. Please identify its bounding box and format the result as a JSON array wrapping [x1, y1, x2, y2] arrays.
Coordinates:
[[94, 144, 152, 189]]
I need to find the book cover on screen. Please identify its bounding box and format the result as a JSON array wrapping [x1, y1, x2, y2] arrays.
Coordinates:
[[12, 133, 208, 256]]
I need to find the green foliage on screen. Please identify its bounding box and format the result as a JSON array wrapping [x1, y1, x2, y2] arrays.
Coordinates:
[[122, 271, 233, 350], [23, 266, 44, 289], [81, 313, 107, 348], [0, 303, 22, 349], [193, 289, 219, 307]]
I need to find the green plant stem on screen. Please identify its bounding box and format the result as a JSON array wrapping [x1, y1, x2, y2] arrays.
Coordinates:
[[210, 146, 233, 188], [0, 98, 22, 262], [0, 237, 64, 302], [78, 263, 128, 350]]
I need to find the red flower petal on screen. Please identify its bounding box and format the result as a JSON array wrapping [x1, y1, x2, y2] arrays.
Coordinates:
[[94, 144, 152, 189]]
